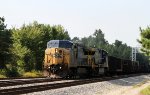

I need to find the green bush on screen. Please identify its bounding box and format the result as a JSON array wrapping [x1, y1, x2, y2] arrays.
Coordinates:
[[0, 69, 7, 75], [0, 64, 43, 78], [6, 67, 20, 77], [0, 69, 7, 78], [6, 64, 20, 77]]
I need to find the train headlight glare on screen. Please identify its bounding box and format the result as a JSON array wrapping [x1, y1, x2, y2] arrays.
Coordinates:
[[60, 67, 62, 69]]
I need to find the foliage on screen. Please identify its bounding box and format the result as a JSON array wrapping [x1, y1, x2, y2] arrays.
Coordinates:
[[72, 29, 148, 63], [138, 27, 150, 56], [93, 29, 108, 48], [0, 69, 7, 76], [11, 21, 70, 71], [108, 40, 131, 59], [137, 53, 149, 65], [73, 29, 132, 59], [72, 37, 80, 43], [79, 29, 108, 48], [5, 64, 20, 77], [0, 17, 12, 69]]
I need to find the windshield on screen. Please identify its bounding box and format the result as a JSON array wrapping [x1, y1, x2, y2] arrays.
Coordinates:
[[47, 40, 73, 48]]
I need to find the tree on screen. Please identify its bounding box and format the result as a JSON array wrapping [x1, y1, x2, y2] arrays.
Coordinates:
[[109, 40, 131, 59], [11, 21, 70, 71], [79, 29, 108, 48], [93, 29, 108, 48], [138, 27, 150, 56], [72, 37, 80, 43], [75, 29, 132, 60], [0, 17, 11, 68]]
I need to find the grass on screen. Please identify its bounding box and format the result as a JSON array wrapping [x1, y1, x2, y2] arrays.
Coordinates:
[[0, 69, 43, 78], [22, 70, 43, 78], [0, 75, 7, 78], [140, 85, 150, 95]]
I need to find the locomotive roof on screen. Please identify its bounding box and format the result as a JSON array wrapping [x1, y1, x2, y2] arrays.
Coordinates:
[[47, 40, 73, 48]]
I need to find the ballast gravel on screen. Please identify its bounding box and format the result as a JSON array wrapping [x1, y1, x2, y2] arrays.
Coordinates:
[[22, 74, 150, 95]]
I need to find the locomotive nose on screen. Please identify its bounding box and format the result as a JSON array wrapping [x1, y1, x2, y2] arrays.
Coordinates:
[[52, 48, 64, 64]]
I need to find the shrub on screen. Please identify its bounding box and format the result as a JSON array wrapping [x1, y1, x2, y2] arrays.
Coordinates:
[[0, 69, 7, 78], [6, 64, 20, 77], [6, 67, 20, 77], [0, 69, 7, 75]]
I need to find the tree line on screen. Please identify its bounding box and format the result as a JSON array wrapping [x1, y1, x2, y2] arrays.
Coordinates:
[[72, 29, 149, 64], [0, 17, 70, 76], [0, 17, 149, 77]]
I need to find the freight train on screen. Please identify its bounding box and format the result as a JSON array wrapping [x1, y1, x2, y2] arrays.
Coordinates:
[[43, 40, 149, 78]]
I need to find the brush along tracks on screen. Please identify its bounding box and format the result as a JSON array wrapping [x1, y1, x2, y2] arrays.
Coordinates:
[[0, 73, 148, 95]]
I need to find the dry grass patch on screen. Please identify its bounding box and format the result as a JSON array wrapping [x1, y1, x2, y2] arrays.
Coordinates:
[[0, 74, 7, 78], [23, 71, 43, 78], [140, 85, 150, 95]]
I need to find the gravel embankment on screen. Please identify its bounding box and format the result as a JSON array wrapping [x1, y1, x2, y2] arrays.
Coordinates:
[[23, 74, 150, 95]]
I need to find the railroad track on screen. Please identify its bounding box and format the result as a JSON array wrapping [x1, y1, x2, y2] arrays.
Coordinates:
[[0, 77, 45, 80], [0, 78, 105, 95], [0, 78, 62, 87], [0, 73, 148, 95]]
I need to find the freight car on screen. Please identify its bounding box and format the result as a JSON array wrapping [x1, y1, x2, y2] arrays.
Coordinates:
[[43, 40, 149, 78]]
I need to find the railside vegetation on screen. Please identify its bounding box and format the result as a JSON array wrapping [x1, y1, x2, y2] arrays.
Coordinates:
[[141, 85, 150, 95]]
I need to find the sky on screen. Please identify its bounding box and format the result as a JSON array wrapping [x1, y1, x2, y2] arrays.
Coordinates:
[[1, 0, 150, 47]]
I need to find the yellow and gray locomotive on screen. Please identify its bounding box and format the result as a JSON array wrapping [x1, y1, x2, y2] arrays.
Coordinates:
[[43, 40, 108, 78]]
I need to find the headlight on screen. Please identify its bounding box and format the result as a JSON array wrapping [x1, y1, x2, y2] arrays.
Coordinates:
[[55, 49, 58, 53]]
